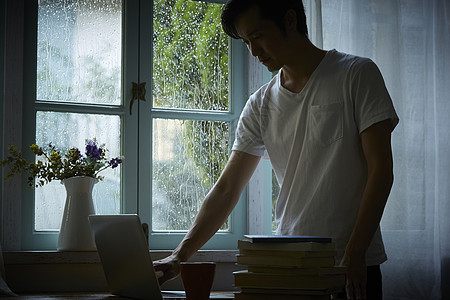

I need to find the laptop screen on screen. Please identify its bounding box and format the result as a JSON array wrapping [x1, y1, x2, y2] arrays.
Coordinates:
[[89, 214, 166, 300]]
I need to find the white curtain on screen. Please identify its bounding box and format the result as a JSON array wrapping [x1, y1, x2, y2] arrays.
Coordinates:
[[305, 0, 450, 299]]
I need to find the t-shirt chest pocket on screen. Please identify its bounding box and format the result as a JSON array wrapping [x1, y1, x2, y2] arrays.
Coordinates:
[[308, 102, 343, 145]]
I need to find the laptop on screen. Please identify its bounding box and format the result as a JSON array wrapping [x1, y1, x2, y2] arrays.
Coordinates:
[[89, 214, 187, 299]]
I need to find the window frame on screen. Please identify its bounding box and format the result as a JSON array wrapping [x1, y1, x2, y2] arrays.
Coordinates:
[[137, 0, 249, 249], [11, 0, 250, 250], [19, 0, 134, 250], [1, 0, 27, 251], [0, 0, 5, 236], [246, 57, 274, 236], [0, 0, 5, 242]]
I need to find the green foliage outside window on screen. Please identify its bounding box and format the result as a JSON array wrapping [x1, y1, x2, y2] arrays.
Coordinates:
[[153, 0, 228, 111], [152, 0, 231, 230]]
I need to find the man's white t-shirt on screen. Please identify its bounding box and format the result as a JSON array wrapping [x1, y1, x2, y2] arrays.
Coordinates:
[[232, 49, 399, 265]]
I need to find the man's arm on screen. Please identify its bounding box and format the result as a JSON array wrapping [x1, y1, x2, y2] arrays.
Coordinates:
[[340, 119, 395, 299], [154, 150, 261, 284]]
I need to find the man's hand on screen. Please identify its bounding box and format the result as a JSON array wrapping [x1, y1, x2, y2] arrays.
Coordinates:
[[153, 254, 182, 286], [340, 252, 367, 299], [151, 150, 261, 287]]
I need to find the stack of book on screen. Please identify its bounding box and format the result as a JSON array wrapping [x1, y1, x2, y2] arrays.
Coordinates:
[[233, 235, 346, 299]]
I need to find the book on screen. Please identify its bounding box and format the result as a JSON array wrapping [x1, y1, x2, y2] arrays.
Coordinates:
[[238, 240, 336, 252], [239, 248, 337, 258], [239, 287, 344, 296], [234, 292, 332, 300], [244, 235, 332, 244], [246, 265, 347, 276], [236, 254, 335, 268], [233, 270, 345, 290]]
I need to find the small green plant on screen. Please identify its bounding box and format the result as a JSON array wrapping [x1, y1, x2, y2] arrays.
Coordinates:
[[0, 139, 122, 188]]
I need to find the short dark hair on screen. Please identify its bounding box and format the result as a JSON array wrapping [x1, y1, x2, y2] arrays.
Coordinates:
[[221, 0, 308, 39]]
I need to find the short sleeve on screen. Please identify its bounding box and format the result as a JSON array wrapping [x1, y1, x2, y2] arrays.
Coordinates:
[[232, 94, 267, 157], [351, 60, 399, 133]]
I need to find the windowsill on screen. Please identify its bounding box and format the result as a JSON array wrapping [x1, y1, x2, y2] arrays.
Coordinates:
[[3, 249, 239, 264], [3, 250, 242, 293]]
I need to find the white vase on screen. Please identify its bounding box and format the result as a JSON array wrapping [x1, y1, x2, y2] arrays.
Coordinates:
[[57, 176, 97, 251]]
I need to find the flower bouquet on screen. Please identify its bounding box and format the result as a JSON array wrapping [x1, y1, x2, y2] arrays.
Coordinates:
[[1, 139, 122, 187], [1, 139, 123, 251]]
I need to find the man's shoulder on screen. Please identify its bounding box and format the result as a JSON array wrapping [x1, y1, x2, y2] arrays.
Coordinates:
[[322, 50, 381, 83], [328, 49, 370, 62], [328, 49, 376, 71]]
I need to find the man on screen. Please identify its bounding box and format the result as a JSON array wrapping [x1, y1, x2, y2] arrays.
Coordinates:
[[154, 0, 399, 299]]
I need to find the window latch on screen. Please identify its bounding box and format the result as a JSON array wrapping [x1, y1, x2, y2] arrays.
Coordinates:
[[129, 82, 147, 115]]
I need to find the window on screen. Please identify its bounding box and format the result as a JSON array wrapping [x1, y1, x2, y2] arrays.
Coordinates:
[[151, 0, 231, 232], [148, 0, 248, 249], [19, 0, 247, 250], [33, 0, 123, 231]]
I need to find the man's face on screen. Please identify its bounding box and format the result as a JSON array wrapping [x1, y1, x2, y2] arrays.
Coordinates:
[[235, 6, 289, 72]]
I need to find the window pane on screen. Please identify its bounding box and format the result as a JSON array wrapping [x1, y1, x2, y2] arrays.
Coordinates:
[[152, 118, 230, 231], [153, 0, 229, 111], [37, 0, 122, 105], [34, 111, 121, 231]]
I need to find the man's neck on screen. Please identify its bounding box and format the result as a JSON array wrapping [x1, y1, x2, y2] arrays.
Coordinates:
[[281, 40, 327, 93]]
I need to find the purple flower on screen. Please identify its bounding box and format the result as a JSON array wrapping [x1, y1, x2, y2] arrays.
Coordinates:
[[108, 157, 122, 169], [85, 141, 103, 160]]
